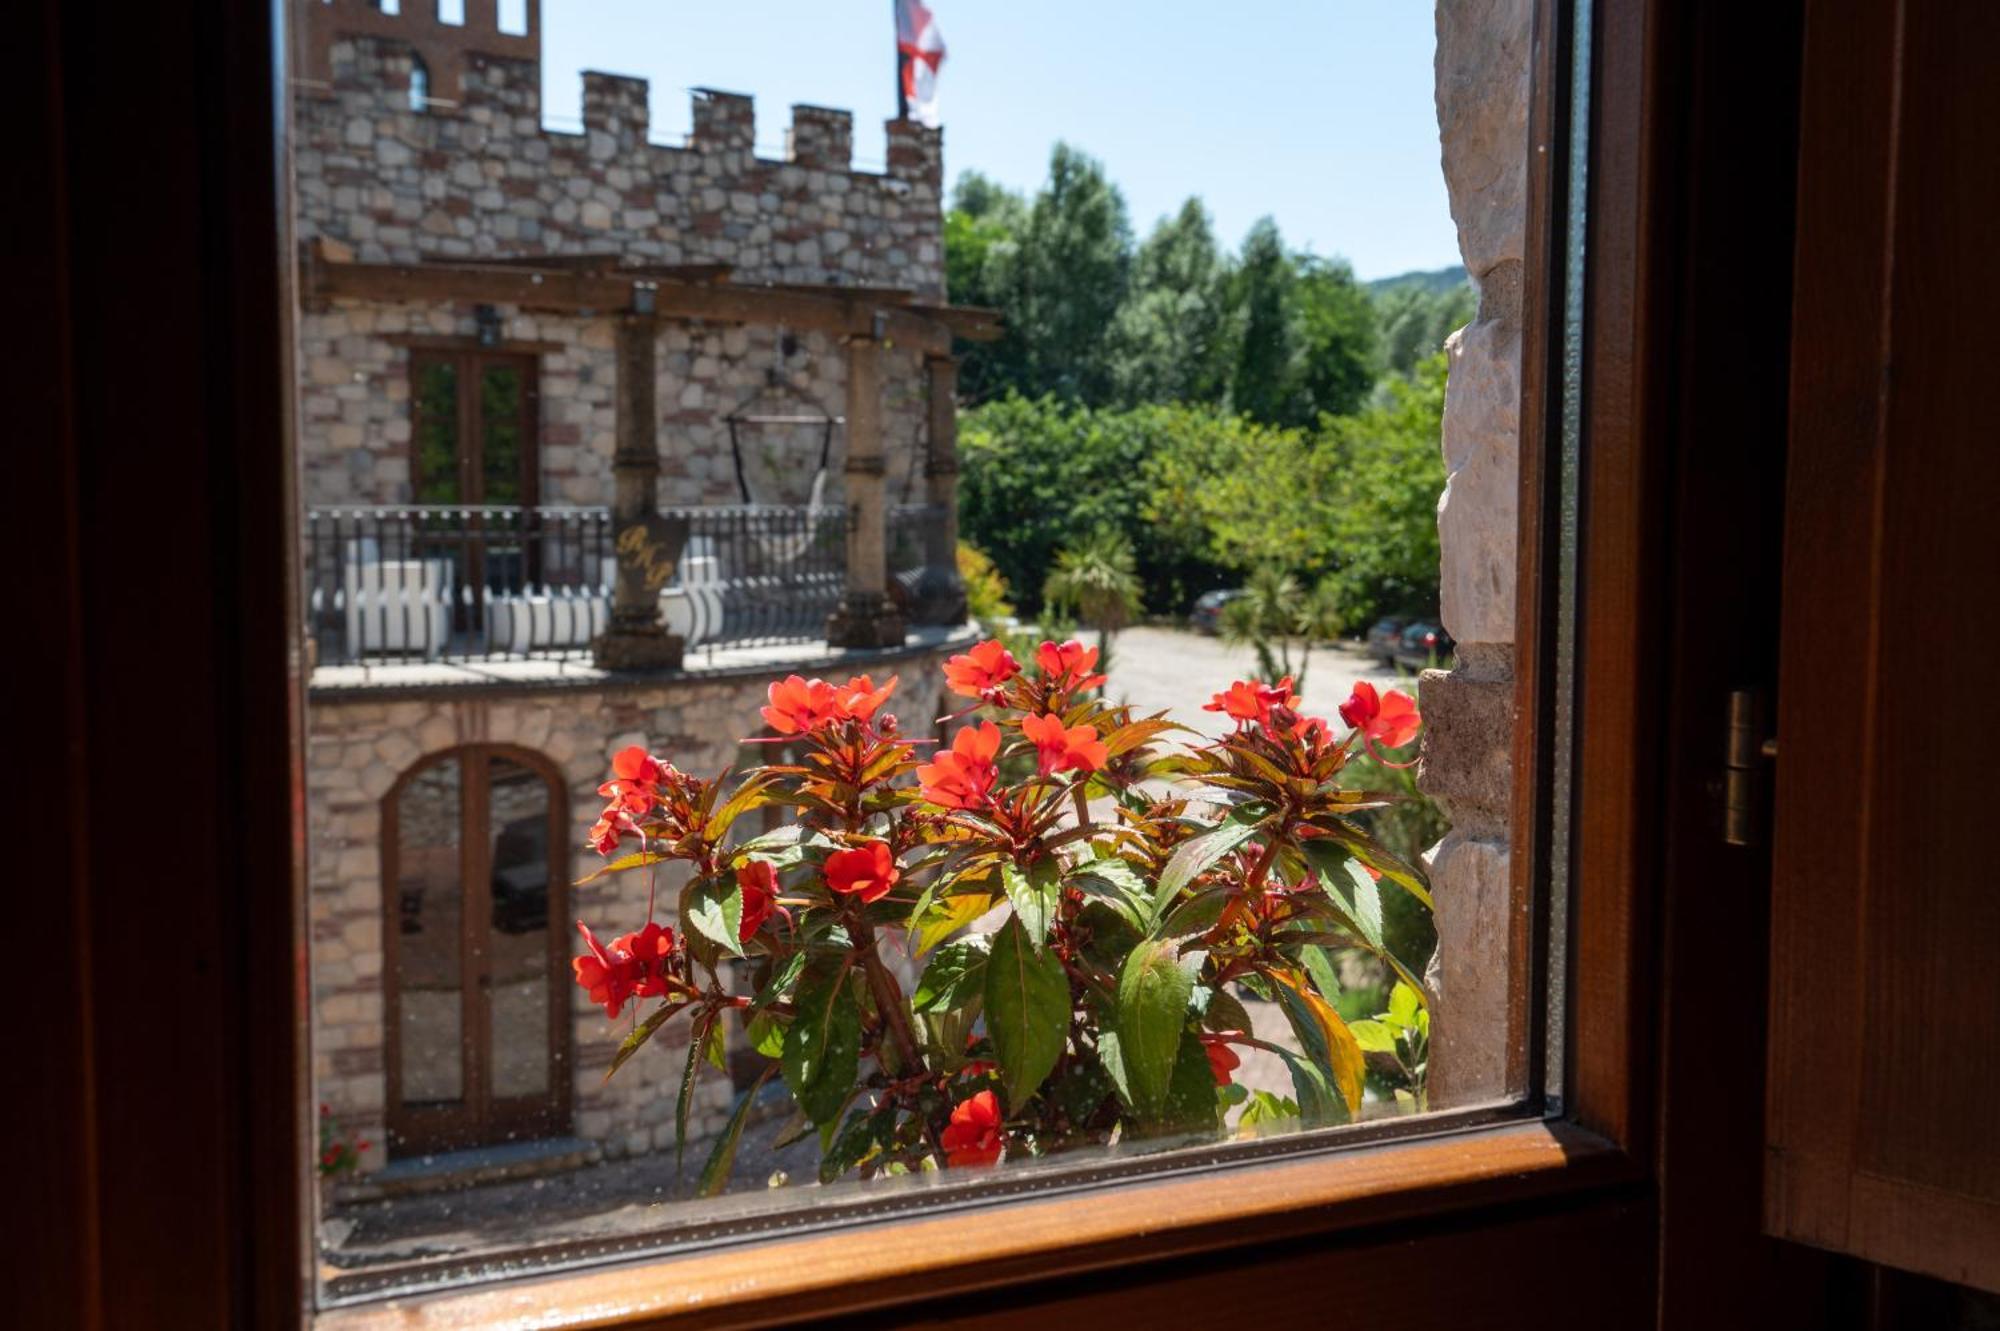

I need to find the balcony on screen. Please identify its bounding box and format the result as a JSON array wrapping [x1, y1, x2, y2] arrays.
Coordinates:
[[305, 503, 956, 690]]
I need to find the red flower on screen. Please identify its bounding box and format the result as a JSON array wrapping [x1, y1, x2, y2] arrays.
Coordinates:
[[598, 744, 669, 816], [915, 720, 1001, 810], [1018, 711, 1108, 777], [835, 673, 897, 723], [622, 921, 677, 998], [1202, 676, 1298, 728], [736, 859, 779, 941], [761, 674, 841, 734], [1034, 639, 1107, 692], [1338, 681, 1421, 751], [940, 1089, 1005, 1167], [572, 920, 678, 1018], [824, 840, 900, 904], [572, 921, 641, 1018], [1202, 1035, 1242, 1087], [943, 639, 1021, 699], [586, 806, 636, 857]]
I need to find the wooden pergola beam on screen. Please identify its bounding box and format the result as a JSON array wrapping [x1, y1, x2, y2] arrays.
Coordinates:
[[303, 246, 1001, 351]]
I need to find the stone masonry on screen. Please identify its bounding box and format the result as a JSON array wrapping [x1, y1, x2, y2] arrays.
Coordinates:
[[293, 1, 961, 1177], [309, 661, 952, 1176], [294, 18, 944, 512], [1421, 0, 1531, 1107]]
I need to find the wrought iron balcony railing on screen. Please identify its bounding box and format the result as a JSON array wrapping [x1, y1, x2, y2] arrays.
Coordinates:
[[304, 504, 847, 667]]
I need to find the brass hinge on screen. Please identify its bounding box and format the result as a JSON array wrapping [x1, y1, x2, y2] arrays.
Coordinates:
[[1723, 688, 1778, 846]]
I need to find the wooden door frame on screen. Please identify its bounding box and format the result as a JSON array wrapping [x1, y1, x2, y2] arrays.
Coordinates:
[[382, 744, 572, 1158], [406, 346, 542, 511]]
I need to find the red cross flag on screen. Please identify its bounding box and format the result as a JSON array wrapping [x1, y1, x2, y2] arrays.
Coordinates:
[[895, 0, 947, 127]]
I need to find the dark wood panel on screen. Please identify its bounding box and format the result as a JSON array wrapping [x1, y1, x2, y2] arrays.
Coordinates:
[[1767, 0, 2000, 1295]]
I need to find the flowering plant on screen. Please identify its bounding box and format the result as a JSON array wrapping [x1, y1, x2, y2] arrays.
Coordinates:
[[317, 1103, 370, 1179], [573, 640, 1431, 1191]]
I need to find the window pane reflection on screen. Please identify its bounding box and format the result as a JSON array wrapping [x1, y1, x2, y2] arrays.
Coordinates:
[[486, 754, 551, 1102], [395, 760, 463, 1106]]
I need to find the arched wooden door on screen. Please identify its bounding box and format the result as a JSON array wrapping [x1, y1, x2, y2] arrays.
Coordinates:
[[383, 745, 571, 1157]]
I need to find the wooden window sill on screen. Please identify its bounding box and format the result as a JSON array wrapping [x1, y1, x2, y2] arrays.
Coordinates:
[[315, 1115, 1632, 1330]]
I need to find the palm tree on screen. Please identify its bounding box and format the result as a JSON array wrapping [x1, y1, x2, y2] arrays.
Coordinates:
[[1221, 565, 1343, 688], [1042, 529, 1144, 667]]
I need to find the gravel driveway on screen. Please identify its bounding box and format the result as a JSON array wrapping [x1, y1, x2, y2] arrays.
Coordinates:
[[1100, 625, 1417, 735]]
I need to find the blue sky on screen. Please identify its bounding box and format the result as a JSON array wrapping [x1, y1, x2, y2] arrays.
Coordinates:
[[535, 1, 1459, 281]]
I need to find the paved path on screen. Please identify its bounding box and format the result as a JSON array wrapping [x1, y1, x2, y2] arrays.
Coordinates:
[[1100, 626, 1415, 736]]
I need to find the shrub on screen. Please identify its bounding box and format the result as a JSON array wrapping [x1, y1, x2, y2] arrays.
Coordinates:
[[573, 644, 1434, 1186], [957, 541, 1015, 628]]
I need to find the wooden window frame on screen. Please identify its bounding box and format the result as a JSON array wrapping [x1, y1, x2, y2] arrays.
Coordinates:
[[309, 0, 1676, 1322], [22, 0, 1819, 1325], [382, 744, 572, 1159]]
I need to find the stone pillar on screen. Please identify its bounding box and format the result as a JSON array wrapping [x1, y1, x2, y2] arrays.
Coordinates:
[[826, 335, 906, 648], [912, 354, 968, 626], [1420, 0, 1530, 1107], [594, 313, 684, 671]]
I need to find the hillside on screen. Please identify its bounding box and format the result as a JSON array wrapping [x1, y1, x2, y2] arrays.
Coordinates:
[[1366, 264, 1469, 296]]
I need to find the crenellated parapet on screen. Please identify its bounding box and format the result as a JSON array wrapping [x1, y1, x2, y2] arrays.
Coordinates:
[[292, 1, 944, 295]]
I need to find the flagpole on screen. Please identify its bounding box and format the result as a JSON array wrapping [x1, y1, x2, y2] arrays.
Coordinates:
[[893, 0, 909, 120]]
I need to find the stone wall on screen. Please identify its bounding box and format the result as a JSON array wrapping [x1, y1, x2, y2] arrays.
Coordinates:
[[1421, 0, 1531, 1107], [296, 39, 943, 293], [292, 24, 941, 512], [308, 650, 954, 1173], [297, 305, 929, 510]]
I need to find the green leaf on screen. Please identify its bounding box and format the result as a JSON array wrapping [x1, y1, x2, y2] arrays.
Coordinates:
[[1272, 1046, 1346, 1127], [709, 775, 775, 839], [605, 998, 689, 1080], [1157, 885, 1235, 941], [1160, 1028, 1224, 1134], [1387, 980, 1424, 1030], [780, 954, 861, 1127], [1115, 940, 1194, 1120], [749, 949, 807, 1013], [745, 1007, 787, 1057], [818, 1102, 883, 1184], [912, 935, 991, 1013], [1268, 968, 1366, 1117], [1153, 819, 1259, 920], [574, 847, 670, 885], [1297, 943, 1343, 1004], [1202, 985, 1256, 1036], [695, 1065, 775, 1198], [675, 1013, 710, 1174], [984, 915, 1070, 1109], [684, 875, 746, 958], [911, 889, 997, 956], [1347, 1018, 1400, 1054], [1314, 819, 1434, 909], [1002, 858, 1063, 947], [1068, 860, 1150, 931]]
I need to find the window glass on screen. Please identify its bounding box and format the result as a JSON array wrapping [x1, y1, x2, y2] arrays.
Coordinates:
[[297, 0, 1554, 1308], [394, 760, 464, 1109]]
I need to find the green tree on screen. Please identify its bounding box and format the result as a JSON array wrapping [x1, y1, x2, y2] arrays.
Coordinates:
[[1110, 199, 1233, 407], [1042, 528, 1144, 660], [944, 172, 1029, 402], [1294, 256, 1380, 418], [1374, 281, 1475, 377], [1012, 143, 1133, 403], [1318, 351, 1450, 625], [1227, 217, 1304, 426]]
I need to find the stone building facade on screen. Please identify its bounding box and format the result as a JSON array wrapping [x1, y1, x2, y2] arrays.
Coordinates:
[[293, 0, 970, 1185]]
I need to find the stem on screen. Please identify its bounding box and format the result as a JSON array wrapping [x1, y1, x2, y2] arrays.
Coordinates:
[[1244, 834, 1284, 893], [850, 914, 926, 1077], [1070, 782, 1091, 831]]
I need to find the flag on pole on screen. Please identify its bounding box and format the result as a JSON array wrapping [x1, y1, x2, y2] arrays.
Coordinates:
[[895, 0, 946, 127]]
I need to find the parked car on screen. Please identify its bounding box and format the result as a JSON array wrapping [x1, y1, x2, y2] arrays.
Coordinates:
[[1365, 615, 1411, 664], [1394, 620, 1456, 669], [1188, 588, 1244, 635]]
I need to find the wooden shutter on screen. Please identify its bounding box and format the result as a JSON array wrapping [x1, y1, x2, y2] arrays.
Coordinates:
[[1765, 0, 2000, 1294]]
